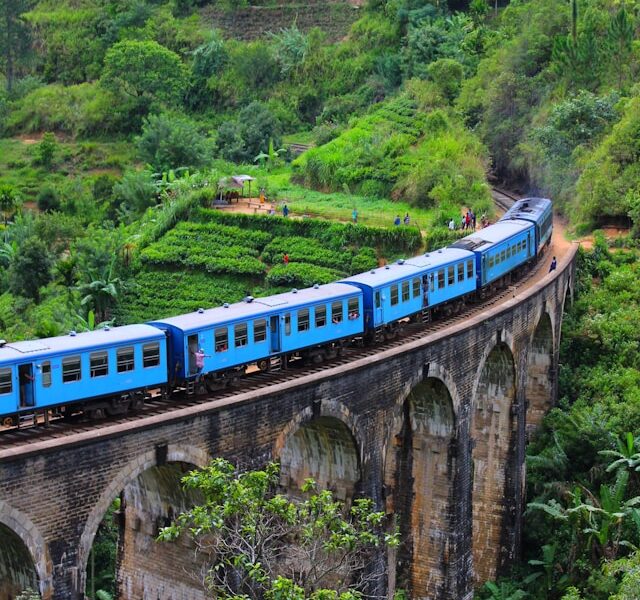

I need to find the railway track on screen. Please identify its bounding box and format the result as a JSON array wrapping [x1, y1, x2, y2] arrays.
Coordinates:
[[0, 250, 549, 452], [491, 187, 520, 213]]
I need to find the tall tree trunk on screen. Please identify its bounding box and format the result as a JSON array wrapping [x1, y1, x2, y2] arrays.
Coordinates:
[[3, 1, 15, 92], [571, 0, 578, 44]]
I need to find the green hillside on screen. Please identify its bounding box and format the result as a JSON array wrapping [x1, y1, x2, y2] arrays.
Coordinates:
[[3, 0, 640, 598]]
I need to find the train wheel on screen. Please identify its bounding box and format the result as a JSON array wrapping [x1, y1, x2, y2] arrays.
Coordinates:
[[2, 416, 16, 427], [257, 359, 269, 372], [88, 408, 106, 420]]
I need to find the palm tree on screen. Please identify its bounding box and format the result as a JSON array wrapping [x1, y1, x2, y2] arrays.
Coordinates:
[[75, 257, 125, 323]]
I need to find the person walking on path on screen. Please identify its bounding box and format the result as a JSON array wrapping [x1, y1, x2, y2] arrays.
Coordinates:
[[549, 256, 557, 272], [352, 208, 358, 224], [283, 253, 290, 266], [394, 215, 401, 226], [448, 218, 456, 230], [404, 213, 410, 225], [282, 204, 289, 217]]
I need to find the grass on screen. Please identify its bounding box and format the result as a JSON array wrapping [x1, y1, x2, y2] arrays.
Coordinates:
[[262, 171, 464, 230], [0, 136, 137, 199]]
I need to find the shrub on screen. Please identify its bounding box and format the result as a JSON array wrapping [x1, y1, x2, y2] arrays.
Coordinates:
[[351, 247, 378, 273], [265, 263, 343, 287], [37, 187, 61, 212], [33, 133, 57, 169]]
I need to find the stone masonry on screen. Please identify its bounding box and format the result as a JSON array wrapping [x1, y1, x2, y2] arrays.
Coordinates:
[[0, 247, 577, 600]]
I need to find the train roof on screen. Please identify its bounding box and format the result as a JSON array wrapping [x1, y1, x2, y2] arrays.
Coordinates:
[[0, 324, 164, 364], [450, 219, 532, 253], [403, 247, 475, 269], [341, 248, 475, 288], [150, 283, 361, 333], [501, 197, 552, 223]]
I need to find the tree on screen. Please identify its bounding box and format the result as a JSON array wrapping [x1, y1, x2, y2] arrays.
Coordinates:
[[216, 101, 281, 163], [427, 58, 463, 102], [0, 184, 20, 226], [0, 0, 33, 92], [137, 113, 211, 173], [158, 460, 398, 599], [101, 40, 188, 114], [607, 7, 634, 90], [9, 236, 53, 302], [75, 256, 125, 323]]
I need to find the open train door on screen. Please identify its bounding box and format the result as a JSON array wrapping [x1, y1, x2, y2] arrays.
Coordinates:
[[18, 364, 35, 408], [270, 315, 281, 353]]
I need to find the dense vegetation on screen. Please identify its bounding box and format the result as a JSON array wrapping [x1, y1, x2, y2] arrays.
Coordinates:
[[3, 0, 640, 598], [476, 241, 640, 600]]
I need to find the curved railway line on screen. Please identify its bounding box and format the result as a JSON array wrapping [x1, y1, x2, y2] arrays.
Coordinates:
[[0, 189, 570, 455]]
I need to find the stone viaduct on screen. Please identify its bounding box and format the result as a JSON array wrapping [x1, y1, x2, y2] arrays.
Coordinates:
[[0, 247, 577, 600]]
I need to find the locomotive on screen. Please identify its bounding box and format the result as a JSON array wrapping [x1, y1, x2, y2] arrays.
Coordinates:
[[0, 197, 552, 426]]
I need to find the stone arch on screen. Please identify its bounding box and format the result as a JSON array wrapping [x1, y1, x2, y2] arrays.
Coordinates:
[[277, 407, 362, 503], [78, 444, 210, 596], [384, 371, 457, 599], [471, 342, 516, 586], [0, 502, 51, 600], [525, 312, 554, 433]]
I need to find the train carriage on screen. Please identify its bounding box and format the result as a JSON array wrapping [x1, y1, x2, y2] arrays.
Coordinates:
[[501, 197, 553, 254], [148, 283, 363, 388], [450, 220, 535, 292], [0, 325, 168, 423]]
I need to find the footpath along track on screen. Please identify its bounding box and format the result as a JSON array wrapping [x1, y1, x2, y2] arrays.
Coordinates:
[[1, 190, 568, 454]]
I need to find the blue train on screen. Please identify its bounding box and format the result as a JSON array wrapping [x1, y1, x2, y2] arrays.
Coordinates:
[[0, 198, 552, 425]]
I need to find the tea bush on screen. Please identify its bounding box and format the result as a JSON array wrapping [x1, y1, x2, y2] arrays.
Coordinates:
[[265, 263, 343, 288]]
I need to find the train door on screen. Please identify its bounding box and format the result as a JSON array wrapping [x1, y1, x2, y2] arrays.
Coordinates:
[[270, 316, 280, 353], [18, 364, 35, 408], [187, 334, 198, 375], [374, 289, 383, 325]]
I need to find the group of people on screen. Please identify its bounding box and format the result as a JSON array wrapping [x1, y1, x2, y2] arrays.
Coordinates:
[[394, 213, 411, 226], [448, 210, 487, 231]]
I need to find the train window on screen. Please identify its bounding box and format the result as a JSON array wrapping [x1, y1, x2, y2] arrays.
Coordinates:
[[437, 269, 444, 288], [390, 285, 399, 306], [501, 250, 506, 262], [62, 356, 82, 383], [412, 277, 421, 298], [42, 361, 51, 388], [467, 260, 474, 279], [235, 323, 248, 347], [512, 244, 516, 256], [298, 309, 310, 332], [457, 263, 464, 282], [117, 347, 135, 373], [447, 266, 455, 285], [254, 319, 267, 343], [348, 297, 359, 319], [517, 241, 521, 253], [143, 343, 160, 368], [0, 368, 11, 395], [489, 255, 494, 268], [331, 301, 343, 324], [506, 246, 511, 259], [402, 281, 410, 302], [430, 273, 435, 292], [315, 305, 327, 328], [215, 328, 228, 352], [375, 291, 381, 309], [522, 238, 527, 249], [285, 314, 291, 335], [90, 351, 109, 377]]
